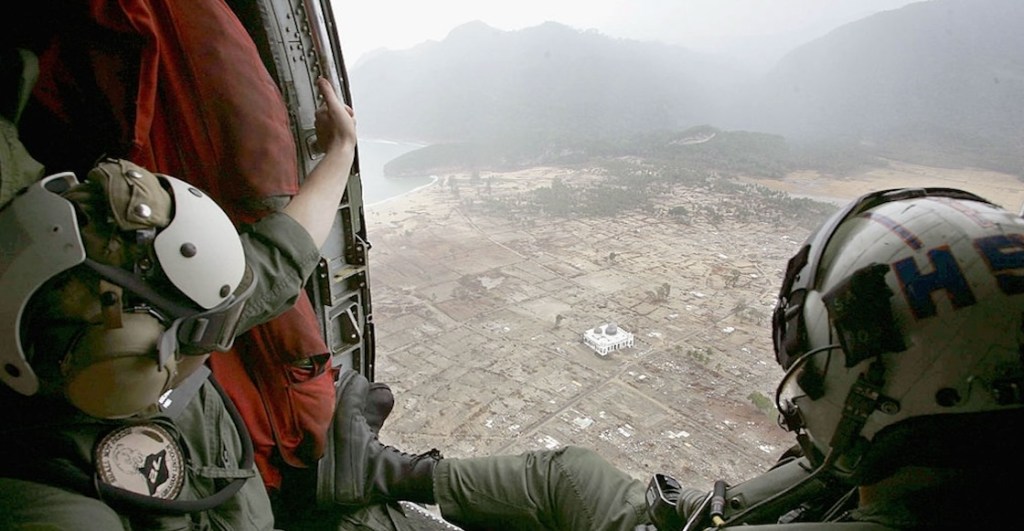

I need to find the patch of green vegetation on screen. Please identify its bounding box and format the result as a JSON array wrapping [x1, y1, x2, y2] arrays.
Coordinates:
[[383, 126, 849, 229], [383, 126, 814, 179], [637, 127, 795, 179], [747, 391, 775, 417], [383, 143, 501, 177], [687, 347, 712, 365]]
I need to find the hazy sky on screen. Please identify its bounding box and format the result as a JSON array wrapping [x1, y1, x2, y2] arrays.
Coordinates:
[[333, 0, 925, 68]]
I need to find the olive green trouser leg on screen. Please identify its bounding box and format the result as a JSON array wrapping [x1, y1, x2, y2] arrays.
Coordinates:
[[434, 446, 650, 531], [333, 502, 417, 530]]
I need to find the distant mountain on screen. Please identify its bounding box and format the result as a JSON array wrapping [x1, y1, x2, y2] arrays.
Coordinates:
[[351, 0, 1024, 175], [754, 0, 1024, 172], [349, 21, 749, 144]]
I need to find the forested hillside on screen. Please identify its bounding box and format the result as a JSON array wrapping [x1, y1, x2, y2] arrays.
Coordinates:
[[352, 0, 1023, 176], [756, 0, 1023, 174], [350, 21, 747, 143]]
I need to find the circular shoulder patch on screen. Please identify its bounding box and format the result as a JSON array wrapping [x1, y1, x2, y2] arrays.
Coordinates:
[[95, 423, 185, 499]]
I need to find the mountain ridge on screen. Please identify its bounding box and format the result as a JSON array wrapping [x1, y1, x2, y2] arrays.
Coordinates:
[[351, 0, 1023, 176]]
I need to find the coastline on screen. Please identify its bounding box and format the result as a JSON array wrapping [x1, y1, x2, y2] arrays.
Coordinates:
[[365, 160, 1024, 223], [364, 166, 572, 219], [361, 161, 1022, 487], [365, 174, 439, 208], [363, 165, 796, 486], [357, 138, 433, 205], [741, 161, 1024, 211]]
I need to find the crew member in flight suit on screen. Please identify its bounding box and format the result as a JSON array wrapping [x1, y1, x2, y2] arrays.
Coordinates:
[[0, 73, 358, 530], [322, 187, 1024, 531], [6, 38, 1022, 531], [13, 2, 353, 499]]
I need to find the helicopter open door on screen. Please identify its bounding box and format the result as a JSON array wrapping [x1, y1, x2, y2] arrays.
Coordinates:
[[228, 0, 376, 380], [228, 4, 465, 527]]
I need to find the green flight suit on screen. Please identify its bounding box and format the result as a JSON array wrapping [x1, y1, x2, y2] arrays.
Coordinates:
[[333, 446, 919, 531], [1, 45, 320, 531], [435, 446, 651, 531], [0, 209, 323, 530], [321, 446, 650, 531], [0, 381, 275, 530], [1, 48, 45, 209]]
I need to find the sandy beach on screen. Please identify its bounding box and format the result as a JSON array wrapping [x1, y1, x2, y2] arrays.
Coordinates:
[[744, 160, 1024, 210]]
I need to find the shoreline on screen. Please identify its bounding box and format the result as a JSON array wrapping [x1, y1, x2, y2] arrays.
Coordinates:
[[740, 161, 1024, 211], [365, 174, 440, 208], [363, 164, 800, 485], [366, 160, 1024, 219], [361, 160, 1022, 486]]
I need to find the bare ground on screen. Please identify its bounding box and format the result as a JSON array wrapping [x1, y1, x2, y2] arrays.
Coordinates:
[[363, 161, 1021, 493]]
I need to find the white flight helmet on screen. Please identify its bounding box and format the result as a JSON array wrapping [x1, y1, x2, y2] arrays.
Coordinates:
[[0, 160, 254, 417], [773, 188, 1024, 484]]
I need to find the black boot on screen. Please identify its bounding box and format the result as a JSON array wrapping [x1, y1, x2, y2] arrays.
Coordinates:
[[365, 382, 395, 434], [322, 370, 441, 508]]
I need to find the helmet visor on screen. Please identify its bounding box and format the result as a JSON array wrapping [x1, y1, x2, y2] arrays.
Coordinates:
[[160, 266, 257, 362]]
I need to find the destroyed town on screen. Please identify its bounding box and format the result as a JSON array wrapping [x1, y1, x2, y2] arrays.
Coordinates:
[[363, 161, 1024, 498]]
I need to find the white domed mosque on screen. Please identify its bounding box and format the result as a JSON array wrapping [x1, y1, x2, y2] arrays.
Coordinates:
[[582, 322, 635, 356]]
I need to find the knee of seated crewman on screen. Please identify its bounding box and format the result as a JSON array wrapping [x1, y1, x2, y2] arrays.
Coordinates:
[[550, 446, 639, 485], [546, 446, 651, 529], [435, 446, 648, 530]]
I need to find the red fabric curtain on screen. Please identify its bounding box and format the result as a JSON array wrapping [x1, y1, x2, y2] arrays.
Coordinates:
[[29, 0, 337, 491]]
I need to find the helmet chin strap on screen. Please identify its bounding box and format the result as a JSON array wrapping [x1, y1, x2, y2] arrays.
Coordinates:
[[82, 257, 256, 361], [774, 343, 841, 458], [794, 358, 900, 481], [799, 261, 903, 478], [83, 258, 194, 321], [735, 347, 902, 528], [826, 362, 888, 466], [61, 311, 176, 419], [717, 361, 888, 527], [713, 344, 854, 527]]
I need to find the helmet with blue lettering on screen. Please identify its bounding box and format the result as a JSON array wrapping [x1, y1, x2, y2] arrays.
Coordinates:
[[772, 188, 1024, 484]]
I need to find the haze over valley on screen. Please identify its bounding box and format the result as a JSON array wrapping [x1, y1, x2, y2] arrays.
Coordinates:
[[347, 0, 1023, 515], [351, 0, 1022, 178]]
